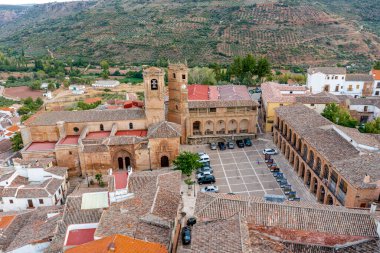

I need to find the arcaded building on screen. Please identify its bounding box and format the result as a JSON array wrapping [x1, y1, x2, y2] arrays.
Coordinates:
[[20, 67, 181, 176], [166, 63, 258, 144], [273, 104, 380, 208]]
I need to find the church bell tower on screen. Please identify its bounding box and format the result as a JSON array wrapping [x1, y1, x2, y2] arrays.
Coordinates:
[[143, 67, 165, 126], [167, 63, 189, 143]]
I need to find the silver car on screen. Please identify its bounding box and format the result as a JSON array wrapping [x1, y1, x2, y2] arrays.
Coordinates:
[[196, 171, 212, 179], [263, 148, 278, 155], [209, 143, 217, 150], [200, 185, 219, 193]]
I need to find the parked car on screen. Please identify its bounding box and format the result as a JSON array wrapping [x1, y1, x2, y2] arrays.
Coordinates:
[[236, 139, 245, 148], [187, 217, 197, 226], [244, 138, 252, 146], [227, 141, 234, 149], [198, 153, 210, 163], [209, 142, 217, 150], [196, 171, 212, 179], [182, 226, 191, 245], [197, 166, 213, 174], [263, 148, 278, 155], [200, 185, 219, 193], [201, 161, 210, 167], [197, 175, 216, 184], [218, 142, 226, 150]]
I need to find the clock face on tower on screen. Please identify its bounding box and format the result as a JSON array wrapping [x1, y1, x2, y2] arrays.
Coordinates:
[[151, 79, 158, 90]]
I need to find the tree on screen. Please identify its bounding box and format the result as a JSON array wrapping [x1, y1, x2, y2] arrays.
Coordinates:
[[48, 82, 56, 91], [173, 151, 202, 178], [100, 60, 110, 79], [10, 132, 23, 151], [373, 61, 380, 70], [17, 106, 31, 115], [255, 57, 271, 82], [362, 118, 380, 134], [188, 67, 217, 85], [31, 80, 41, 90], [95, 173, 105, 187], [321, 103, 358, 128]]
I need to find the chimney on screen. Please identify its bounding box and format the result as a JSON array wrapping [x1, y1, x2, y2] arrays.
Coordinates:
[[108, 242, 115, 251], [370, 202, 377, 213], [363, 174, 371, 184]]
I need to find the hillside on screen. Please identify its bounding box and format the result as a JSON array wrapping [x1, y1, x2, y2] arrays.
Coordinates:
[[0, 0, 379, 68]]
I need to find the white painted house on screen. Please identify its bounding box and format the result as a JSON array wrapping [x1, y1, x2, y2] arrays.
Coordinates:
[[307, 67, 346, 95], [69, 84, 86, 95], [0, 158, 68, 212], [92, 80, 120, 88]]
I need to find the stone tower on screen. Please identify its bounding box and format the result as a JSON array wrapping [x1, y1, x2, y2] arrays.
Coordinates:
[[167, 63, 189, 144], [143, 67, 165, 126]]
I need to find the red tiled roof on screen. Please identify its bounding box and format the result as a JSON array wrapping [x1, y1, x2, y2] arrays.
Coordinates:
[[86, 131, 111, 139], [65, 234, 168, 253], [84, 97, 102, 104], [26, 142, 56, 151], [372, 70, 380, 80], [208, 86, 219, 100], [6, 125, 19, 133], [0, 215, 15, 229], [188, 84, 209, 100], [65, 228, 96, 246], [59, 135, 80, 145], [115, 130, 147, 137]]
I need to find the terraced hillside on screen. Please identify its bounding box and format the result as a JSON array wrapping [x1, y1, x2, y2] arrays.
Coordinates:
[[0, 0, 379, 67]]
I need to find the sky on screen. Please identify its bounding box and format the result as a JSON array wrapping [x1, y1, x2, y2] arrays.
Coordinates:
[[0, 0, 75, 5]]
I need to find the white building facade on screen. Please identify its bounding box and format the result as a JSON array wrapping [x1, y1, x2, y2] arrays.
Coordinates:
[[0, 159, 69, 212]]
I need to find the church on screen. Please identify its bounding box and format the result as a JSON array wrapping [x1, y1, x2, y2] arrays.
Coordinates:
[[20, 64, 258, 175]]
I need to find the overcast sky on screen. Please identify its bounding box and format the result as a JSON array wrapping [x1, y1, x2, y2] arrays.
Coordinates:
[[0, 0, 75, 5]]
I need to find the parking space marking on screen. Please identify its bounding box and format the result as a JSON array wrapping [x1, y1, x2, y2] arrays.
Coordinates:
[[217, 149, 232, 193], [243, 148, 267, 194]]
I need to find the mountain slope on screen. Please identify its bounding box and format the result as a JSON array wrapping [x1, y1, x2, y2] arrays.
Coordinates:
[[0, 0, 379, 67]]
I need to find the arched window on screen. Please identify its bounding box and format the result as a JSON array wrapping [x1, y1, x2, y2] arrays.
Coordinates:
[[100, 124, 104, 131], [151, 79, 158, 90], [173, 73, 176, 78], [129, 123, 133, 129]]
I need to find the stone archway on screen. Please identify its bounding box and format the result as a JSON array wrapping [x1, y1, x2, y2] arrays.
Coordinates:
[[205, 120, 214, 135], [228, 119, 238, 134], [311, 177, 318, 195], [300, 163, 305, 179], [193, 121, 201, 135], [161, 156, 169, 167], [294, 156, 299, 173], [326, 194, 334, 205], [239, 119, 249, 133], [113, 150, 133, 170], [216, 120, 226, 134]]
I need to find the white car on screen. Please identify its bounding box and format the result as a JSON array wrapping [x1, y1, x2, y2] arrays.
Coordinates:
[[200, 185, 219, 193], [196, 171, 212, 179], [198, 153, 210, 163], [263, 148, 278, 155]]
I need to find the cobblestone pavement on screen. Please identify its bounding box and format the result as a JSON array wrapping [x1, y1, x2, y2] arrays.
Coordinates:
[[184, 137, 317, 202]]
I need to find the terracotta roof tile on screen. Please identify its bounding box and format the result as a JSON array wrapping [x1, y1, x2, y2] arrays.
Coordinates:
[[307, 67, 346, 75], [346, 74, 374, 82], [27, 109, 146, 126], [65, 234, 168, 253], [147, 121, 181, 138]]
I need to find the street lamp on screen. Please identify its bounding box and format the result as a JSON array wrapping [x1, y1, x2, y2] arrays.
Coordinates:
[[148, 143, 152, 171]]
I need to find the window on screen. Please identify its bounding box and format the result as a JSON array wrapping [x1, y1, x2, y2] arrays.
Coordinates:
[[335, 76, 338, 79], [39, 199, 44, 204], [342, 76, 344, 80], [327, 76, 330, 80], [311, 104, 315, 106], [364, 106, 368, 112], [73, 127, 79, 133], [129, 123, 133, 129], [377, 82, 380, 88], [175, 105, 178, 110], [279, 104, 284, 106], [173, 73, 176, 79], [182, 74, 186, 80], [356, 85, 360, 90], [69, 151, 72, 155], [376, 91, 380, 96], [9, 200, 13, 204], [335, 85, 339, 92], [100, 124, 104, 131], [58, 189, 61, 194], [151, 79, 158, 90], [348, 85, 353, 91], [289, 91, 293, 94], [209, 108, 216, 113]]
